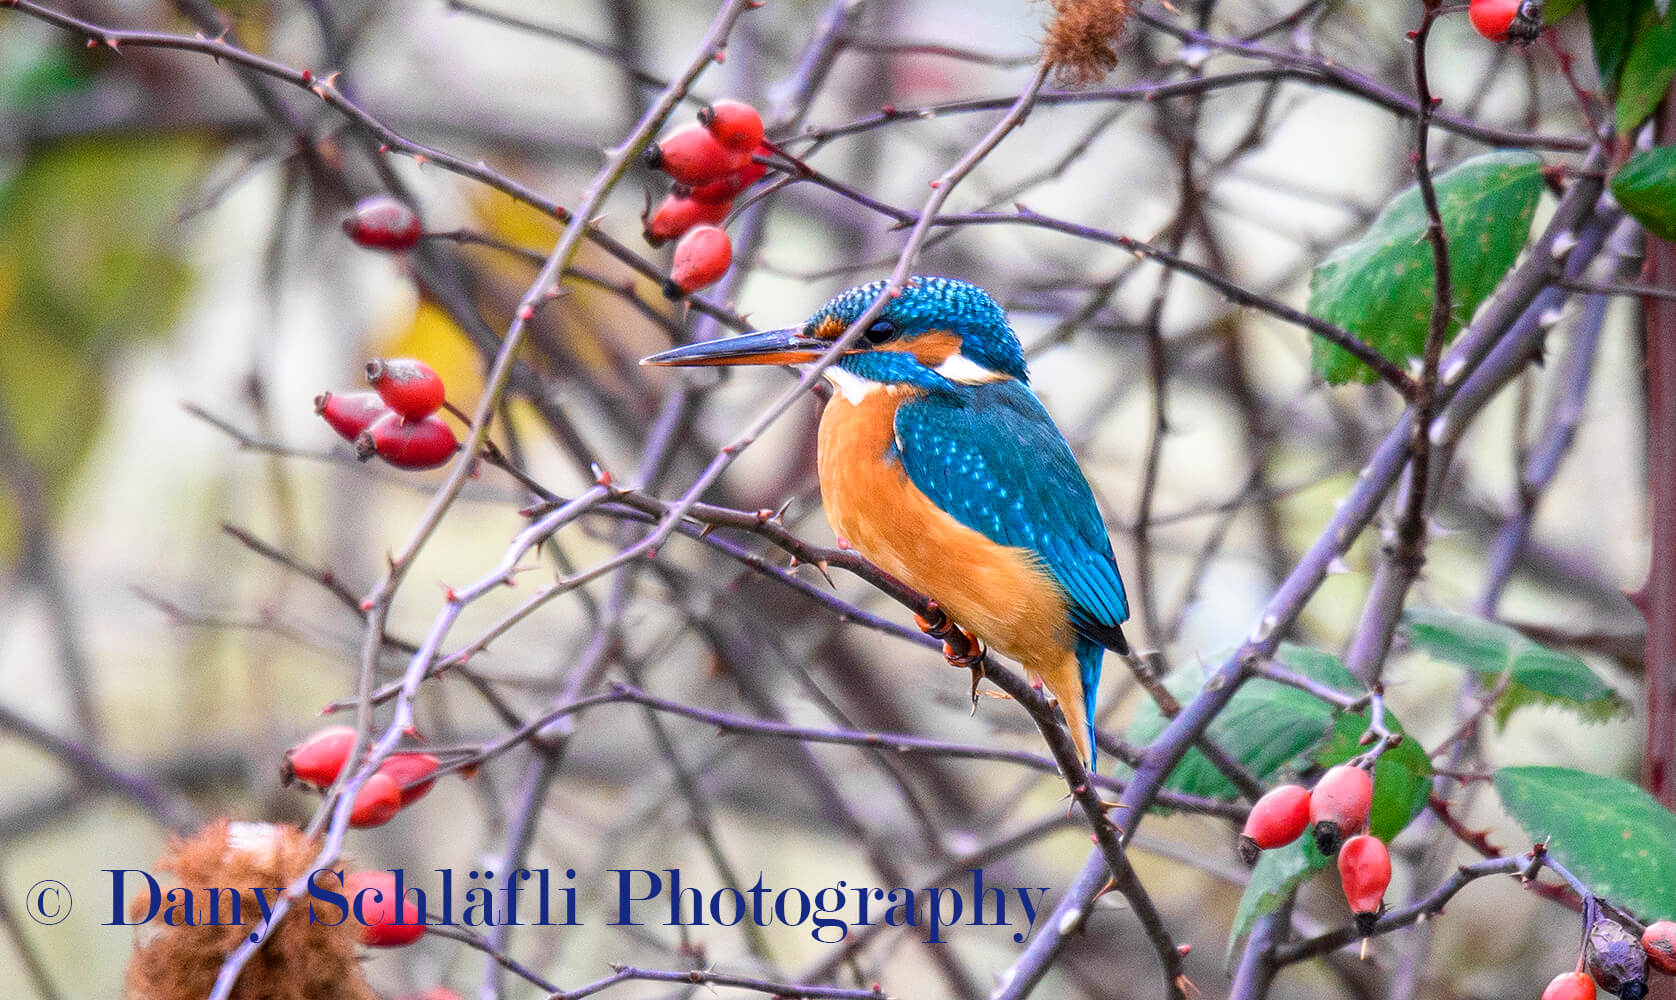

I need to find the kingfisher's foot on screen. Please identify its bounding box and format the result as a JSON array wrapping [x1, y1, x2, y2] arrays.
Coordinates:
[[942, 633, 984, 669], [937, 629, 985, 712], [913, 601, 953, 638], [915, 603, 985, 667], [914, 602, 987, 711]]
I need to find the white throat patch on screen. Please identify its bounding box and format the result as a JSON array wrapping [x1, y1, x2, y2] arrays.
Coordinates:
[[933, 354, 1007, 384], [821, 365, 883, 403]]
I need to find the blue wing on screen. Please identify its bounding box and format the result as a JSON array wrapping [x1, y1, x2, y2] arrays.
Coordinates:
[[892, 380, 1130, 648]]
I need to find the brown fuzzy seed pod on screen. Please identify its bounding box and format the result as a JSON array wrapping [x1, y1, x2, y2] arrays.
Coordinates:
[[123, 820, 376, 1000], [1041, 0, 1139, 85]]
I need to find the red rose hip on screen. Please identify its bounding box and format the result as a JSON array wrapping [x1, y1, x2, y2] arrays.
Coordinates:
[[1238, 784, 1312, 864], [685, 157, 768, 203], [1543, 972, 1598, 1000], [375, 752, 441, 807], [1643, 920, 1676, 976], [669, 224, 732, 295], [348, 772, 403, 828], [365, 358, 446, 420], [355, 412, 459, 471], [1309, 763, 1373, 855], [698, 99, 765, 153], [315, 391, 390, 442], [1337, 834, 1391, 934], [346, 870, 425, 946], [644, 194, 731, 246], [1468, 0, 1542, 44], [283, 726, 357, 788], [644, 123, 749, 186], [343, 194, 423, 251]]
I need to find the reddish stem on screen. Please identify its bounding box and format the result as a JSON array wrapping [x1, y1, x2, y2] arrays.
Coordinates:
[[1642, 90, 1676, 809]]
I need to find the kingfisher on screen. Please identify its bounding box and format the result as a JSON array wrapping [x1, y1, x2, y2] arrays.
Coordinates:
[[642, 276, 1129, 766]]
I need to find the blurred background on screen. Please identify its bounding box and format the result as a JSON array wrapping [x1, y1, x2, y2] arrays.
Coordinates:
[[0, 0, 1651, 997]]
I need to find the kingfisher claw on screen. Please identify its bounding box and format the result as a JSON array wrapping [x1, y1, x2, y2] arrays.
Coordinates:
[[954, 648, 986, 712], [912, 603, 987, 710], [937, 628, 985, 708]]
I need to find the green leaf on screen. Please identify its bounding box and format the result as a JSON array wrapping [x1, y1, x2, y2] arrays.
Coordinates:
[[1308, 152, 1545, 384], [1587, 0, 1654, 96], [1546, 0, 1587, 20], [1125, 645, 1430, 821], [1124, 645, 1358, 800], [1227, 834, 1330, 965], [1495, 766, 1676, 920], [1618, 5, 1676, 133], [1612, 146, 1676, 240], [1402, 608, 1629, 726]]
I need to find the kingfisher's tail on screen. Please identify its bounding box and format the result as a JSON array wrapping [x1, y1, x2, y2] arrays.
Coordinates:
[[1076, 637, 1104, 772], [1033, 639, 1106, 770]]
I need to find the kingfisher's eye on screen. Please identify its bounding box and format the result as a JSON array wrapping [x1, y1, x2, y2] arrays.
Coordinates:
[[864, 319, 899, 344]]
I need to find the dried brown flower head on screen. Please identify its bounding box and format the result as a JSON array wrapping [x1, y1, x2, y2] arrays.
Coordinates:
[[1042, 0, 1138, 85], [123, 819, 377, 1000]]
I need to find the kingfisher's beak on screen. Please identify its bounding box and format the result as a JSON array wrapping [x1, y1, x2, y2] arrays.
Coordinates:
[[640, 328, 831, 367]]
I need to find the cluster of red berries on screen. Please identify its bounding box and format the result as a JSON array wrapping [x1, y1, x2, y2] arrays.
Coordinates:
[[282, 725, 448, 828], [642, 99, 768, 294], [342, 194, 424, 252], [1239, 763, 1390, 932], [283, 727, 485, 947], [316, 358, 459, 470], [1468, 0, 1542, 44], [1544, 917, 1676, 1000]]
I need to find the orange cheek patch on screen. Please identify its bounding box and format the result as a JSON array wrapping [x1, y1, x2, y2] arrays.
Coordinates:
[[813, 316, 846, 341], [875, 329, 962, 366]]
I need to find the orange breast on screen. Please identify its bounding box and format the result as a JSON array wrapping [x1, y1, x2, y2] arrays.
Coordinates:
[[816, 387, 1074, 663]]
